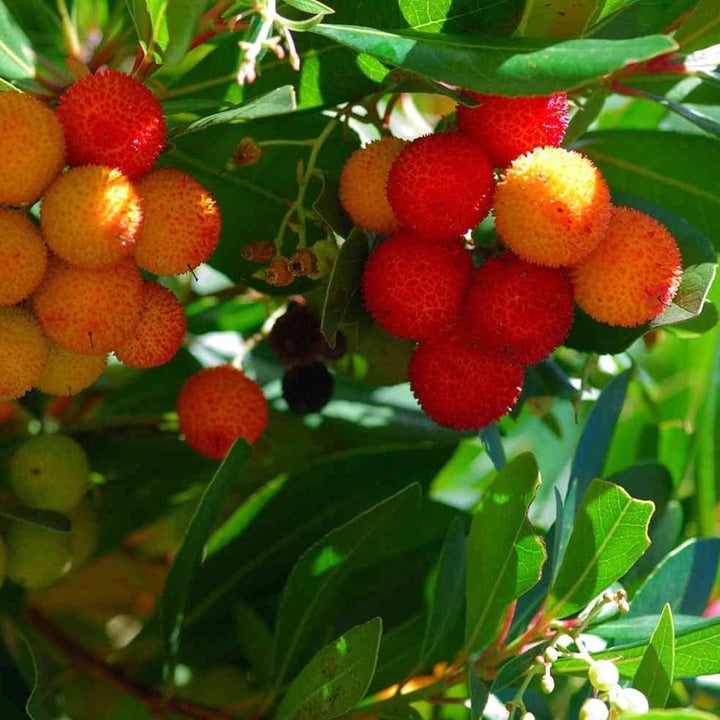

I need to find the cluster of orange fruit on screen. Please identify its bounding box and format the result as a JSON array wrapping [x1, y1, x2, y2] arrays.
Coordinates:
[[0, 71, 221, 401], [339, 92, 683, 430]]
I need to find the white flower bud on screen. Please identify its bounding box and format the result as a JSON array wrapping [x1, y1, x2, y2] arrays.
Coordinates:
[[521, 713, 536, 720], [588, 660, 620, 692], [579, 697, 610, 720], [544, 646, 559, 663], [610, 687, 649, 715], [617, 598, 630, 614], [540, 672, 555, 694]]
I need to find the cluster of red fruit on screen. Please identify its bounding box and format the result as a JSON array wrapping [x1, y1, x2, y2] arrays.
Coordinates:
[[339, 92, 683, 431], [0, 70, 221, 400]]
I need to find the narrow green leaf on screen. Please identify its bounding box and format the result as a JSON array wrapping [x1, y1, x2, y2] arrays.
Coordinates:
[[588, 0, 697, 39], [146, 0, 170, 53], [634, 604, 675, 708], [277, 618, 381, 720], [675, 0, 720, 51], [419, 518, 466, 667], [311, 24, 677, 96], [479, 424, 505, 471], [465, 453, 545, 653], [623, 711, 720, 720], [517, 0, 600, 38], [0, 3, 36, 79], [547, 479, 654, 618], [273, 485, 421, 685], [160, 440, 251, 666], [164, 0, 207, 66], [321, 228, 369, 345], [284, 0, 335, 13], [469, 667, 488, 720], [235, 601, 275, 687], [592, 614, 710, 643], [0, 506, 70, 533]]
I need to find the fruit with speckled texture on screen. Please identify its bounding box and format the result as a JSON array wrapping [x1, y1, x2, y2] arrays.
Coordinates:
[[571, 206, 683, 327], [0, 208, 47, 305], [339, 136, 405, 234], [57, 69, 166, 178], [0, 92, 65, 205], [408, 324, 525, 430], [33, 258, 144, 355], [40, 165, 142, 269], [37, 342, 107, 396], [114, 282, 186, 368], [0, 306, 49, 399], [177, 365, 269, 459], [462, 251, 575, 364], [387, 132, 495, 242], [457, 92, 569, 167], [6, 521, 70, 589], [134, 168, 221, 275], [10, 434, 90, 512], [362, 230, 472, 340], [494, 147, 611, 267]]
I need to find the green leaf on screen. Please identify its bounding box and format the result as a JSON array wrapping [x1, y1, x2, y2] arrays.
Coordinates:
[[0, 505, 70, 533], [273, 485, 421, 685], [592, 614, 710, 643], [0, 2, 36, 79], [311, 24, 677, 96], [277, 618, 381, 720], [160, 440, 251, 666], [465, 453, 545, 653], [469, 668, 489, 720], [164, 0, 207, 66], [630, 87, 720, 139], [321, 228, 370, 346], [629, 538, 720, 617], [479, 424, 506, 471], [419, 518, 467, 667], [517, 0, 600, 38], [588, 0, 697, 39], [623, 711, 720, 720], [633, 604, 675, 708], [547, 479, 654, 618], [284, 0, 335, 13], [235, 601, 275, 687], [675, 0, 720, 51]]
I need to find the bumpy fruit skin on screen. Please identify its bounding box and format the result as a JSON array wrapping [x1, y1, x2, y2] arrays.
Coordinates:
[[40, 165, 142, 268], [457, 92, 569, 167], [37, 341, 107, 396], [387, 132, 495, 242], [10, 434, 90, 512], [362, 230, 472, 340], [114, 282, 187, 368], [176, 365, 269, 459], [494, 147, 611, 267], [571, 206, 683, 327], [462, 251, 575, 364], [57, 69, 166, 178], [282, 362, 334, 414], [0, 208, 47, 305], [339, 137, 405, 235], [134, 168, 221, 275], [0, 306, 49, 399], [408, 324, 525, 430], [33, 258, 144, 355], [6, 521, 70, 589], [0, 91, 65, 205]]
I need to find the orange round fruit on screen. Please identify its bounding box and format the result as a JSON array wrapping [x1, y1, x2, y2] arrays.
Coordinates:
[[176, 365, 269, 460], [37, 341, 107, 396], [571, 206, 683, 327], [40, 165, 143, 269], [134, 168, 221, 275], [339, 136, 405, 235], [0, 306, 49, 399], [0, 208, 47, 305], [493, 146, 612, 267], [0, 91, 65, 205]]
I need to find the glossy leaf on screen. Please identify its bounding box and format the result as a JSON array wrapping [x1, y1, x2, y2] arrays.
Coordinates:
[[547, 479, 654, 618], [465, 453, 545, 653], [675, 0, 720, 51], [0, 1, 36, 79], [517, 0, 600, 38], [634, 604, 675, 708], [592, 614, 710, 643], [311, 24, 676, 96], [277, 618, 382, 720], [589, 0, 698, 39], [164, 0, 207, 66], [469, 667, 489, 720]]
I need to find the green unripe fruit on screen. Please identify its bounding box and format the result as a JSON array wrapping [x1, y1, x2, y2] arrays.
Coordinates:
[[6, 521, 70, 589], [68, 501, 99, 569], [10, 434, 90, 512]]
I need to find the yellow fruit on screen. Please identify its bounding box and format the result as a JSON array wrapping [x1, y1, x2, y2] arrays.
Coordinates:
[[0, 208, 47, 305], [6, 520, 71, 589], [37, 341, 107, 396], [134, 168, 221, 275], [571, 206, 683, 327], [493, 146, 612, 267], [33, 258, 144, 355], [0, 91, 65, 205], [40, 165, 143, 269], [0, 306, 49, 399], [339, 137, 406, 235]]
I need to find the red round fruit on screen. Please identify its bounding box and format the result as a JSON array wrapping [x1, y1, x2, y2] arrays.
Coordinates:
[[387, 132, 495, 242], [362, 230, 473, 340], [409, 324, 525, 430], [457, 92, 569, 167], [57, 69, 166, 178], [462, 251, 574, 365]]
